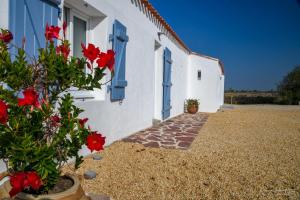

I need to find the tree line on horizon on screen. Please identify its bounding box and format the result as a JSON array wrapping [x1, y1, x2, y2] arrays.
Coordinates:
[[225, 66, 300, 105]]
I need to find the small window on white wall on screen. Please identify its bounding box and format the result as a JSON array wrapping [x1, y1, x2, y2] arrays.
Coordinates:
[[63, 6, 94, 100], [73, 16, 86, 59], [62, 3, 108, 101], [197, 70, 201, 80], [64, 7, 88, 61]]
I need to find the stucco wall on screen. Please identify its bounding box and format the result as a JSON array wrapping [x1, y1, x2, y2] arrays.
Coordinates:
[[187, 55, 224, 113], [68, 0, 189, 155], [0, 0, 9, 29], [0, 0, 224, 171]]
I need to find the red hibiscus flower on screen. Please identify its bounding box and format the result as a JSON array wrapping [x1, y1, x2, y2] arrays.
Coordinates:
[[18, 88, 40, 108], [26, 171, 42, 190], [0, 100, 8, 125], [79, 118, 88, 128], [81, 43, 100, 64], [56, 42, 70, 60], [50, 115, 61, 126], [9, 171, 42, 197], [86, 132, 105, 152], [96, 50, 115, 72], [45, 24, 60, 41], [9, 172, 26, 197], [0, 30, 13, 43]]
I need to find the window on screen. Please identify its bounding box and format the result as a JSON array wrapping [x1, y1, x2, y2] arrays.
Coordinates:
[[197, 70, 201, 80], [62, 3, 108, 101], [73, 16, 86, 59], [64, 7, 88, 62], [63, 6, 94, 100]]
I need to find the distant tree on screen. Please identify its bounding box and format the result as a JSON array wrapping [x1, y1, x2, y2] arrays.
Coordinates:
[[227, 88, 235, 93], [277, 66, 300, 105]]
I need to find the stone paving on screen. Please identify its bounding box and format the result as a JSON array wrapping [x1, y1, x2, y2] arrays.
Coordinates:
[[123, 113, 208, 150]]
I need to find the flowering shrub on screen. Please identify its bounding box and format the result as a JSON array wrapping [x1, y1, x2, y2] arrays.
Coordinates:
[[0, 24, 114, 197]]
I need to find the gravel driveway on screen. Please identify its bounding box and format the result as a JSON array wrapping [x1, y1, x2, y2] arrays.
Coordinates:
[[65, 105, 300, 200]]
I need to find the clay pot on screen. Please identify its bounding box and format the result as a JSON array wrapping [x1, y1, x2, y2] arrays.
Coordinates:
[[187, 104, 198, 114], [0, 174, 89, 200]]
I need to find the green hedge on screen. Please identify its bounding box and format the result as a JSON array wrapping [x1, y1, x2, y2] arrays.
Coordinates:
[[224, 96, 277, 104]]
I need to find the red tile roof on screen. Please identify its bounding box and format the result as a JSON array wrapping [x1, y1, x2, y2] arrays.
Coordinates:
[[140, 0, 224, 74], [140, 0, 190, 52]]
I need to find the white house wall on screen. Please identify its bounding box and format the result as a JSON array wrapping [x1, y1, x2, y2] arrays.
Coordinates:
[[187, 55, 224, 113], [66, 0, 190, 156], [0, 0, 224, 170], [0, 0, 9, 29]]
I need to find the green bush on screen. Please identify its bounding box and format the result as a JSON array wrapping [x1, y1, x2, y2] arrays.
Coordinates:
[[277, 66, 300, 105]]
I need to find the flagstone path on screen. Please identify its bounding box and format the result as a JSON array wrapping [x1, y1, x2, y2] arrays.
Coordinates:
[[122, 113, 208, 150]]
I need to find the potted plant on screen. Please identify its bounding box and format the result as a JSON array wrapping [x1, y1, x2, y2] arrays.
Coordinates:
[[0, 23, 114, 199], [186, 99, 199, 114]]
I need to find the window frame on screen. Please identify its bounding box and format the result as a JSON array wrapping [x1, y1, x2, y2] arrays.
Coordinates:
[[64, 6, 90, 59], [62, 5, 96, 100]]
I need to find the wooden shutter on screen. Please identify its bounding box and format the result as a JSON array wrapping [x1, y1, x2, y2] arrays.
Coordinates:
[[162, 47, 172, 119], [9, 0, 60, 58], [109, 20, 128, 101]]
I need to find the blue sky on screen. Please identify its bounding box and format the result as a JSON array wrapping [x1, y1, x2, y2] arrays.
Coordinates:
[[149, 0, 300, 90]]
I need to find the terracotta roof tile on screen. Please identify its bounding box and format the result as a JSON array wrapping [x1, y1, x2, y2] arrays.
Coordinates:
[[139, 0, 224, 74]]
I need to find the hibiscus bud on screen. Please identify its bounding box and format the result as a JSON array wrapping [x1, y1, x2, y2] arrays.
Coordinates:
[[0, 99, 8, 125], [56, 41, 70, 60], [0, 30, 13, 43], [79, 118, 88, 128], [63, 21, 67, 38], [50, 115, 61, 126], [22, 37, 26, 49]]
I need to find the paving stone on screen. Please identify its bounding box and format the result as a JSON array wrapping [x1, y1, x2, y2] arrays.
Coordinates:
[[161, 141, 175, 145], [93, 155, 102, 160], [84, 170, 97, 179], [178, 142, 192, 148], [161, 145, 176, 149], [147, 136, 161, 141], [88, 193, 111, 200], [175, 137, 195, 142], [144, 142, 160, 148]]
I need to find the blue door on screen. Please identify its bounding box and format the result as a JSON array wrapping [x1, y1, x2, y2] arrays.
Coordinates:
[[9, 0, 61, 58], [162, 48, 172, 120]]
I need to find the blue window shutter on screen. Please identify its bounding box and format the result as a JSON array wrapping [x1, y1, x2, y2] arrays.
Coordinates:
[[109, 20, 128, 101], [162, 48, 172, 119], [9, 0, 60, 59]]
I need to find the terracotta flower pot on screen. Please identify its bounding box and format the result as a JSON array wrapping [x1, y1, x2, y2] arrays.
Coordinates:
[[187, 104, 198, 114], [0, 174, 89, 200]]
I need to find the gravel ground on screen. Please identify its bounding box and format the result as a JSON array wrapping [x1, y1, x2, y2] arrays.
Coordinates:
[[64, 105, 300, 200]]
